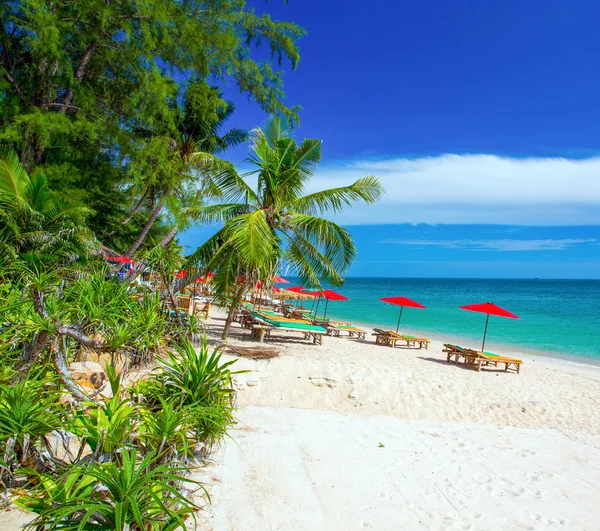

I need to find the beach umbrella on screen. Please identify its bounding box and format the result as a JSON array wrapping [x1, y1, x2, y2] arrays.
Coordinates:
[[314, 289, 349, 320], [380, 296, 426, 333], [274, 275, 289, 284], [286, 286, 304, 293], [285, 286, 305, 306], [107, 255, 134, 264], [459, 302, 519, 351]]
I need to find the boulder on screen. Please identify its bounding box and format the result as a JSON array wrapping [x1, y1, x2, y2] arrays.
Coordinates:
[[69, 361, 106, 389]]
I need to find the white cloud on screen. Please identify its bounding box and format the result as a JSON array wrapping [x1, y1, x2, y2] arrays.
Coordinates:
[[381, 238, 596, 251], [308, 154, 600, 225]]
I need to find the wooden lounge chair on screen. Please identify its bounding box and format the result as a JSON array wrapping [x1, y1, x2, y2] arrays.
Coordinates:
[[327, 324, 366, 339], [248, 311, 326, 345], [374, 329, 430, 349], [443, 344, 522, 374], [443, 343, 471, 364]]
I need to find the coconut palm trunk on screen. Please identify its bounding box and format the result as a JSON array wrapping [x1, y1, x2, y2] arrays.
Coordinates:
[[160, 226, 179, 247], [125, 197, 167, 258], [221, 282, 247, 340]]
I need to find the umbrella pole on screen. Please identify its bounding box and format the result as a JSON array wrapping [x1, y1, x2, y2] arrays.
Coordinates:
[[481, 313, 490, 351], [323, 298, 329, 321], [314, 297, 321, 318], [396, 306, 404, 333]]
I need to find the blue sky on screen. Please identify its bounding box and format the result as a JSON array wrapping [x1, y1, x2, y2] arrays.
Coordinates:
[[180, 0, 600, 279]]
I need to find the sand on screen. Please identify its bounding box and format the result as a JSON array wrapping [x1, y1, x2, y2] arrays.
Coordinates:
[[195, 310, 600, 530], [3, 309, 600, 530]]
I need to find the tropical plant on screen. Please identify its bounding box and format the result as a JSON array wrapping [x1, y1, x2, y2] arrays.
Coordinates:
[[0, 147, 93, 272], [187, 115, 385, 337], [137, 399, 195, 464], [124, 81, 248, 258], [1, 1, 304, 250], [149, 339, 244, 447], [16, 450, 201, 530], [0, 377, 63, 484], [69, 395, 138, 461]]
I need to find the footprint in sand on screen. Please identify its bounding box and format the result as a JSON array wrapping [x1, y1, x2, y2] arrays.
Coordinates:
[[309, 376, 338, 388]]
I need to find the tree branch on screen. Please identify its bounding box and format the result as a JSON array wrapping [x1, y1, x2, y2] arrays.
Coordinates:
[[57, 324, 104, 351], [59, 41, 98, 113], [2, 68, 27, 104], [53, 340, 89, 401]]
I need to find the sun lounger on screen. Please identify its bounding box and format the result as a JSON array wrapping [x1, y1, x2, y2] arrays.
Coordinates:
[[443, 344, 522, 374], [327, 323, 366, 339], [248, 311, 327, 345], [373, 329, 430, 349]]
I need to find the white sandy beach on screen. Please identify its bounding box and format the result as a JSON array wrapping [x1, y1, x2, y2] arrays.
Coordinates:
[[195, 310, 600, 530], [3, 309, 599, 530]]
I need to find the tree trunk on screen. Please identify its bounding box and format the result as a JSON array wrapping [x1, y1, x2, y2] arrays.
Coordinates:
[[59, 41, 98, 114], [15, 331, 50, 382], [121, 187, 150, 225], [125, 200, 164, 258], [160, 226, 178, 247], [221, 283, 247, 340], [53, 339, 89, 401]]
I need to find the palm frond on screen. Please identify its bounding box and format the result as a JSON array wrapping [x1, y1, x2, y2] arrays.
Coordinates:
[[293, 176, 385, 215], [261, 115, 291, 149], [209, 162, 260, 204], [223, 210, 279, 266], [191, 203, 251, 225], [287, 213, 357, 273], [0, 147, 31, 204]]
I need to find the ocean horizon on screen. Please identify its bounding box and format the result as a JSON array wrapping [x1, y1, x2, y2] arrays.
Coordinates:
[[281, 277, 600, 364]]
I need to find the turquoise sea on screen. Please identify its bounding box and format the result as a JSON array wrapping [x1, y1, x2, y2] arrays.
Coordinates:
[[291, 278, 600, 364]]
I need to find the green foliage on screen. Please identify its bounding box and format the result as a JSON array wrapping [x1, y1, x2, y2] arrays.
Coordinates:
[[4, 334, 240, 527], [150, 339, 245, 446], [138, 399, 195, 463], [70, 395, 138, 458], [16, 450, 200, 530], [0, 1, 304, 251], [0, 147, 94, 272], [0, 377, 63, 483], [187, 115, 385, 319]]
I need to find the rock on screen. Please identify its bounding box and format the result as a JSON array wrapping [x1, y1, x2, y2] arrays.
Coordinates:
[[69, 361, 106, 389]]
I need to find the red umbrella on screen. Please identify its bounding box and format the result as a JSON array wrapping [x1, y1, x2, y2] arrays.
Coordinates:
[[286, 286, 305, 293], [459, 302, 519, 351], [380, 296, 426, 333], [107, 255, 133, 264], [313, 289, 349, 320], [273, 275, 289, 284], [175, 270, 187, 279]]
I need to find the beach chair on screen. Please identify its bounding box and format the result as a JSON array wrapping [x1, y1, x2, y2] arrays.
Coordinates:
[[327, 323, 366, 339], [443, 344, 523, 374], [248, 311, 327, 345], [193, 300, 210, 320], [478, 351, 523, 374], [175, 296, 193, 316], [443, 343, 471, 364], [374, 329, 430, 349]]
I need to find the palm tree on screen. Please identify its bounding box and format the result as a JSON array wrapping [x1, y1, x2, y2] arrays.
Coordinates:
[[0, 147, 93, 272], [124, 81, 247, 258], [187, 116, 385, 338]]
